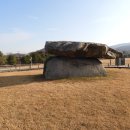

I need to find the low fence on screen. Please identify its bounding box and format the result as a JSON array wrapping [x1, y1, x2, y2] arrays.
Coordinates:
[[0, 64, 44, 73], [101, 58, 130, 68], [1, 58, 130, 73]]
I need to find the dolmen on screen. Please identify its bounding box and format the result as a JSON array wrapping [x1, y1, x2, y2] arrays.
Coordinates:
[[44, 41, 123, 79]]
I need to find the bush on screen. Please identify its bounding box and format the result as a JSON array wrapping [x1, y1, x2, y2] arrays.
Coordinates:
[[0, 51, 6, 65], [7, 55, 17, 65]]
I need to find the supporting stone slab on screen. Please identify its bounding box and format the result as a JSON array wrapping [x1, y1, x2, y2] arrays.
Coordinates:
[[44, 57, 106, 80]]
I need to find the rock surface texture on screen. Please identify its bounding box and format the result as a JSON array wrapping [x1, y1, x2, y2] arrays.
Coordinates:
[[44, 41, 123, 79], [45, 41, 123, 59], [44, 57, 106, 80]]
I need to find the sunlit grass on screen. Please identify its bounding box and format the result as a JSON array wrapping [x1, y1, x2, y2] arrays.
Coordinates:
[[0, 69, 130, 130]]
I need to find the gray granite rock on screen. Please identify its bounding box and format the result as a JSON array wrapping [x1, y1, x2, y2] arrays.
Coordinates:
[[44, 57, 106, 80], [45, 41, 123, 59]]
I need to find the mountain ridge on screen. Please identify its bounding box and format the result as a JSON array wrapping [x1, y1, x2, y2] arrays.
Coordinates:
[[111, 43, 130, 52]]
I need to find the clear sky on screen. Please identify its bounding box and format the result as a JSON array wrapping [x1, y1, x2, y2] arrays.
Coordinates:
[[0, 0, 130, 54]]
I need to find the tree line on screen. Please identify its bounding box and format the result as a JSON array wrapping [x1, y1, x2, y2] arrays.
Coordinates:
[[0, 51, 45, 65], [122, 51, 130, 58]]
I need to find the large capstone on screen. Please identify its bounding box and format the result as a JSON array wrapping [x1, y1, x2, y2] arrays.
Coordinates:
[[45, 41, 123, 59], [44, 57, 106, 80]]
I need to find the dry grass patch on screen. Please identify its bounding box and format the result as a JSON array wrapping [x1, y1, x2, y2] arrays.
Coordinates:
[[0, 69, 130, 130]]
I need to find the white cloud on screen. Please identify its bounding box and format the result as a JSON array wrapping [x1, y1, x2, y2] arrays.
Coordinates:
[[0, 30, 32, 44]]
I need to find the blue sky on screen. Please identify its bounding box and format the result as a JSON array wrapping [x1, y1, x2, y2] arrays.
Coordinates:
[[0, 0, 130, 53]]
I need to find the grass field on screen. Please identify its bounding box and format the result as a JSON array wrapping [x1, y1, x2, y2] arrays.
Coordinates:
[[0, 68, 130, 130]]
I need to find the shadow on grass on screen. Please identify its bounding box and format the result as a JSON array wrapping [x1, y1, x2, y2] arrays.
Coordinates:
[[0, 74, 51, 88], [0, 69, 115, 88]]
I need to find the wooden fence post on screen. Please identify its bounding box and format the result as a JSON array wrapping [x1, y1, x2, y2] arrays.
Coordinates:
[[110, 59, 111, 66]]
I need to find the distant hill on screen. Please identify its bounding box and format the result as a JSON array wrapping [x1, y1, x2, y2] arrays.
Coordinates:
[[111, 43, 130, 52], [36, 48, 45, 53], [6, 53, 25, 57], [111, 43, 130, 57], [29, 48, 45, 54]]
